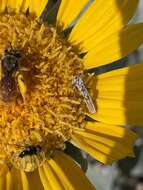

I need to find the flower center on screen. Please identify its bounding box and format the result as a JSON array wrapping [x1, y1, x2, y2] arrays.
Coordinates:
[[0, 13, 87, 169]]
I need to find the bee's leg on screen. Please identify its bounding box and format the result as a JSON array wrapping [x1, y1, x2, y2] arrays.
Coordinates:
[[16, 71, 27, 102]]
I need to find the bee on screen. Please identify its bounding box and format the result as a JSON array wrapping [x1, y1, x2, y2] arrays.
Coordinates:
[[0, 47, 28, 102], [72, 76, 96, 114], [11, 145, 47, 172]]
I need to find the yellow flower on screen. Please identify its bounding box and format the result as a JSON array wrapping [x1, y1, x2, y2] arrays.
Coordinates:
[[0, 0, 142, 189]]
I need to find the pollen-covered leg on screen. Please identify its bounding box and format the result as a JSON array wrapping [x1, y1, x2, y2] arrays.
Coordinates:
[[17, 73, 27, 102]]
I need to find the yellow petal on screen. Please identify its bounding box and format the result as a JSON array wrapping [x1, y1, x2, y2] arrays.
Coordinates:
[[6, 171, 13, 190], [6, 0, 24, 12], [21, 171, 30, 190], [90, 63, 143, 125], [26, 171, 44, 190], [29, 0, 48, 17], [96, 99, 143, 110], [0, 172, 6, 190], [0, 164, 9, 177], [85, 122, 137, 141], [74, 134, 134, 163], [0, 0, 7, 12], [20, 0, 30, 13], [83, 24, 143, 69], [0, 169, 13, 190], [43, 162, 65, 190], [72, 133, 114, 164], [69, 0, 138, 51], [0, 0, 48, 15], [96, 91, 143, 101], [0, 168, 28, 190], [0, 0, 29, 13], [71, 122, 138, 164], [39, 167, 52, 190], [48, 151, 96, 190], [89, 110, 143, 126], [87, 123, 137, 148], [57, 0, 89, 30], [10, 168, 23, 190], [48, 159, 75, 190]]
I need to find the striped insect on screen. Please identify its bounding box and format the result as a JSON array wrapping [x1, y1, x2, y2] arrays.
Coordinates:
[[72, 76, 96, 114]]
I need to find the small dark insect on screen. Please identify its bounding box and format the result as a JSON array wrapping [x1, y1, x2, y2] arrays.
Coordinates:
[[0, 48, 21, 102], [11, 144, 46, 172], [72, 76, 96, 114], [19, 145, 42, 158]]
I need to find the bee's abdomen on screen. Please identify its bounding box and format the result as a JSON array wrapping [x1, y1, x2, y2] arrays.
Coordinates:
[[0, 75, 17, 102]]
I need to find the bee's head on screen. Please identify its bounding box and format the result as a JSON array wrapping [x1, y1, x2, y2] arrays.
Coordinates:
[[4, 48, 21, 58], [2, 48, 21, 73]]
